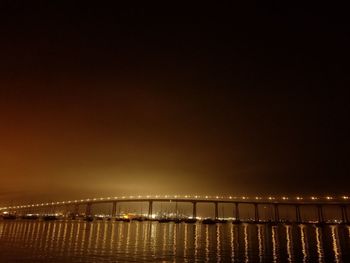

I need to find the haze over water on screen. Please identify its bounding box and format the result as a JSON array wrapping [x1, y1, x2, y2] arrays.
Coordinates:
[[0, 220, 349, 262]]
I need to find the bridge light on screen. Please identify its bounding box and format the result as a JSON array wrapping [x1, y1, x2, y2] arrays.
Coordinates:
[[326, 196, 332, 200], [311, 196, 317, 200], [122, 196, 125, 199], [205, 196, 208, 199], [343, 196, 349, 200], [216, 196, 219, 199], [242, 196, 246, 200]]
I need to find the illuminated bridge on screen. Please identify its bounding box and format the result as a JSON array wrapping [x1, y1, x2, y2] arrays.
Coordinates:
[[1, 195, 350, 224]]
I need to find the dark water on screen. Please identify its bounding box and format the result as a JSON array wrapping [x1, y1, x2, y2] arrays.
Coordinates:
[[0, 220, 349, 262]]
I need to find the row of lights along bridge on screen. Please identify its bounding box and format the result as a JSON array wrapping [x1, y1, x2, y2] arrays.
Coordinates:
[[1, 195, 350, 211]]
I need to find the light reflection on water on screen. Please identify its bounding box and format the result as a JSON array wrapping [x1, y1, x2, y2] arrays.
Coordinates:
[[0, 220, 349, 262]]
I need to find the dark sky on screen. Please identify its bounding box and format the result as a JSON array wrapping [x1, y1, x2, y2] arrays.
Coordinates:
[[0, 2, 349, 204]]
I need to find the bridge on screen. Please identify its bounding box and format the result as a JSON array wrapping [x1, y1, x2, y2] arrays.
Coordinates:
[[1, 195, 350, 224]]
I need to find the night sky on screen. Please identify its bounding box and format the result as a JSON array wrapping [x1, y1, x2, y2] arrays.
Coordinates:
[[1, 2, 349, 204]]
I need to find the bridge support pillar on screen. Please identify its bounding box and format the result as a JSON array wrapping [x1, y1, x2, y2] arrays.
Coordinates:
[[64, 204, 70, 216], [274, 204, 279, 223], [112, 202, 117, 218], [85, 203, 92, 217], [192, 202, 197, 219], [74, 204, 79, 216], [148, 201, 153, 219], [295, 205, 302, 223], [214, 202, 219, 220], [341, 205, 348, 224], [317, 205, 324, 223], [254, 203, 259, 222], [234, 203, 240, 222]]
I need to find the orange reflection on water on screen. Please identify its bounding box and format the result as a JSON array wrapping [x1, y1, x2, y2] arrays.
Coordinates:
[[315, 226, 324, 263], [299, 225, 308, 263], [205, 225, 209, 262], [194, 224, 198, 260], [125, 222, 131, 257], [173, 224, 177, 263], [216, 224, 221, 262], [244, 224, 248, 263], [0, 220, 349, 262], [285, 225, 293, 263], [331, 225, 341, 263], [272, 226, 279, 263], [87, 221, 94, 252], [257, 224, 263, 263], [102, 222, 108, 253], [230, 224, 235, 261], [184, 223, 188, 260]]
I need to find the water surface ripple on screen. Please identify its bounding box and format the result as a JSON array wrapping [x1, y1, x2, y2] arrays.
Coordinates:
[[0, 220, 349, 262]]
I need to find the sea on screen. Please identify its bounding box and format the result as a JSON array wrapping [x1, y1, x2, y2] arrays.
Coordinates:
[[0, 220, 349, 262]]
